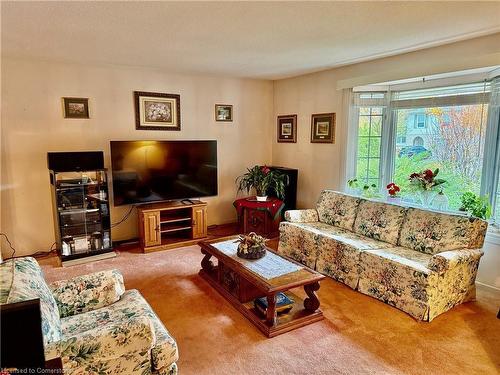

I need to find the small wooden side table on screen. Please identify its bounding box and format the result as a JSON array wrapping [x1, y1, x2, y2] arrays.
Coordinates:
[[233, 197, 284, 238]]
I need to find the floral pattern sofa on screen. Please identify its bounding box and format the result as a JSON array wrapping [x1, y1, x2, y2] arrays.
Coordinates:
[[0, 257, 179, 374], [278, 190, 488, 321]]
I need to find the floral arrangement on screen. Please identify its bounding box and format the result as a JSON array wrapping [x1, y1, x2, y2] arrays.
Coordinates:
[[236, 165, 286, 198], [235, 232, 267, 259], [386, 182, 401, 197], [409, 168, 446, 191]]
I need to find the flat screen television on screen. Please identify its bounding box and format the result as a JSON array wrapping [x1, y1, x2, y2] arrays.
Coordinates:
[[110, 140, 217, 206]]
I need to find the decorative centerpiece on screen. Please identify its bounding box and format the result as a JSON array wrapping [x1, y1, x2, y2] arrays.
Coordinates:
[[409, 169, 446, 207], [236, 165, 286, 202], [235, 232, 267, 259]]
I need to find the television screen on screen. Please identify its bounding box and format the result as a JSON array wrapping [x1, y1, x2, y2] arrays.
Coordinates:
[[110, 140, 217, 206]]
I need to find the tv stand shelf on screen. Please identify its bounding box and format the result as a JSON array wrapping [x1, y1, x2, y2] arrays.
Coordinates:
[[138, 200, 208, 253]]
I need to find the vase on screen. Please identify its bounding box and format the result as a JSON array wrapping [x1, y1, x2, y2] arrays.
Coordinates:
[[256, 195, 268, 202], [418, 190, 437, 207], [387, 196, 402, 204], [432, 192, 449, 211]]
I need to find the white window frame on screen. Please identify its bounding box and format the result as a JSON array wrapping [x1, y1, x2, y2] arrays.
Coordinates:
[[348, 79, 500, 226]]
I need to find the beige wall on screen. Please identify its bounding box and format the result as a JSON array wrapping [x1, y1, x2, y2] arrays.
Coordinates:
[[272, 33, 500, 288], [1, 58, 273, 257]]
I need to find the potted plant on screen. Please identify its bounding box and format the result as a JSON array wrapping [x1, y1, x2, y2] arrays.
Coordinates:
[[386, 182, 401, 203], [409, 168, 446, 207], [347, 178, 362, 195], [459, 192, 492, 220], [236, 165, 286, 201]]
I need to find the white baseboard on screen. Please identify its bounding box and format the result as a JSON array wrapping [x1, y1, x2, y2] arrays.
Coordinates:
[[476, 281, 500, 291]]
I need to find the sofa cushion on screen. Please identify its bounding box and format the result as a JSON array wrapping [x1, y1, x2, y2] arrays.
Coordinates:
[[399, 208, 485, 255], [315, 229, 393, 289], [353, 200, 406, 245], [61, 289, 178, 371], [49, 269, 125, 318], [358, 247, 435, 320], [278, 221, 393, 289], [2, 257, 62, 346], [316, 190, 361, 230]]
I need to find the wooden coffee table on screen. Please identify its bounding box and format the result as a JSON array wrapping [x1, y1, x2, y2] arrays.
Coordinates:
[[198, 235, 325, 337]]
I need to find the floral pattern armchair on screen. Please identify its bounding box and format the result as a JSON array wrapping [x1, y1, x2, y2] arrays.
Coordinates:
[[0, 257, 178, 374], [278, 190, 488, 321]]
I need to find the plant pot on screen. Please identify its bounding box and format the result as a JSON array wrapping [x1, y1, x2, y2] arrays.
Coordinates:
[[256, 195, 268, 202], [237, 243, 266, 259]]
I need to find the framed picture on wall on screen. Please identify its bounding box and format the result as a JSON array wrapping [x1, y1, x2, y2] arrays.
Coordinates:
[[134, 91, 181, 131], [62, 97, 90, 119], [277, 114, 297, 143], [215, 104, 233, 122], [311, 113, 335, 143]]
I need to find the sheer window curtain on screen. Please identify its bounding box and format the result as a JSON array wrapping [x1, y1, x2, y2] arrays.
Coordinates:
[[481, 76, 500, 225], [340, 88, 354, 191]]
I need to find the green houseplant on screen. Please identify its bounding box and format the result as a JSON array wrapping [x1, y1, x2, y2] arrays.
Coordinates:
[[459, 192, 492, 220], [236, 165, 286, 201]]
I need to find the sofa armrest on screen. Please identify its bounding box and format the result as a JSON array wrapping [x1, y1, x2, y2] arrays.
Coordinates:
[[428, 248, 484, 275], [59, 315, 155, 369], [49, 269, 125, 318], [284, 209, 319, 223]]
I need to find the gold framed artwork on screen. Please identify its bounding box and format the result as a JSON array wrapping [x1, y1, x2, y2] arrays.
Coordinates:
[[62, 97, 89, 119], [134, 91, 181, 131], [215, 104, 233, 122], [277, 114, 297, 143], [311, 113, 335, 143]]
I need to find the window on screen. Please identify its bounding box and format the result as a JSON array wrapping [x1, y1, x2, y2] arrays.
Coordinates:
[[353, 93, 386, 187], [414, 113, 426, 128], [350, 80, 500, 221], [397, 135, 407, 144], [394, 103, 488, 210]]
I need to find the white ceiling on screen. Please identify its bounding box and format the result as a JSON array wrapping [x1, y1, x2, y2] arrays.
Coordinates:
[[2, 1, 500, 80]]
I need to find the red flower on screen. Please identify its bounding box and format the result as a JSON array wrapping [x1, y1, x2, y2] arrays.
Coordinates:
[[386, 182, 400, 196], [261, 166, 271, 175], [424, 169, 434, 180]]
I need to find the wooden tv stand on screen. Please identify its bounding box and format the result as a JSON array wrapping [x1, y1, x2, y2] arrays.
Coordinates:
[[137, 200, 208, 253]]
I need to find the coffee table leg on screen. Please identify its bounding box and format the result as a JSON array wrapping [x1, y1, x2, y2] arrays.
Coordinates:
[[304, 282, 321, 311], [201, 249, 214, 273], [266, 294, 277, 327]]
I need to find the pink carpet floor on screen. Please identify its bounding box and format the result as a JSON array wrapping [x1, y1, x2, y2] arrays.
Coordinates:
[[40, 246, 500, 375]]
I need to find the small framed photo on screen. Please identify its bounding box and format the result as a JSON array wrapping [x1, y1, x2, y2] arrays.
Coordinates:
[[134, 91, 181, 131], [311, 113, 335, 143], [215, 104, 233, 122], [277, 115, 297, 143], [62, 97, 89, 119]]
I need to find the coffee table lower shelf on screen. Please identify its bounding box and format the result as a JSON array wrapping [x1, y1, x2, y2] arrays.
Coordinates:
[[199, 269, 324, 338]]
